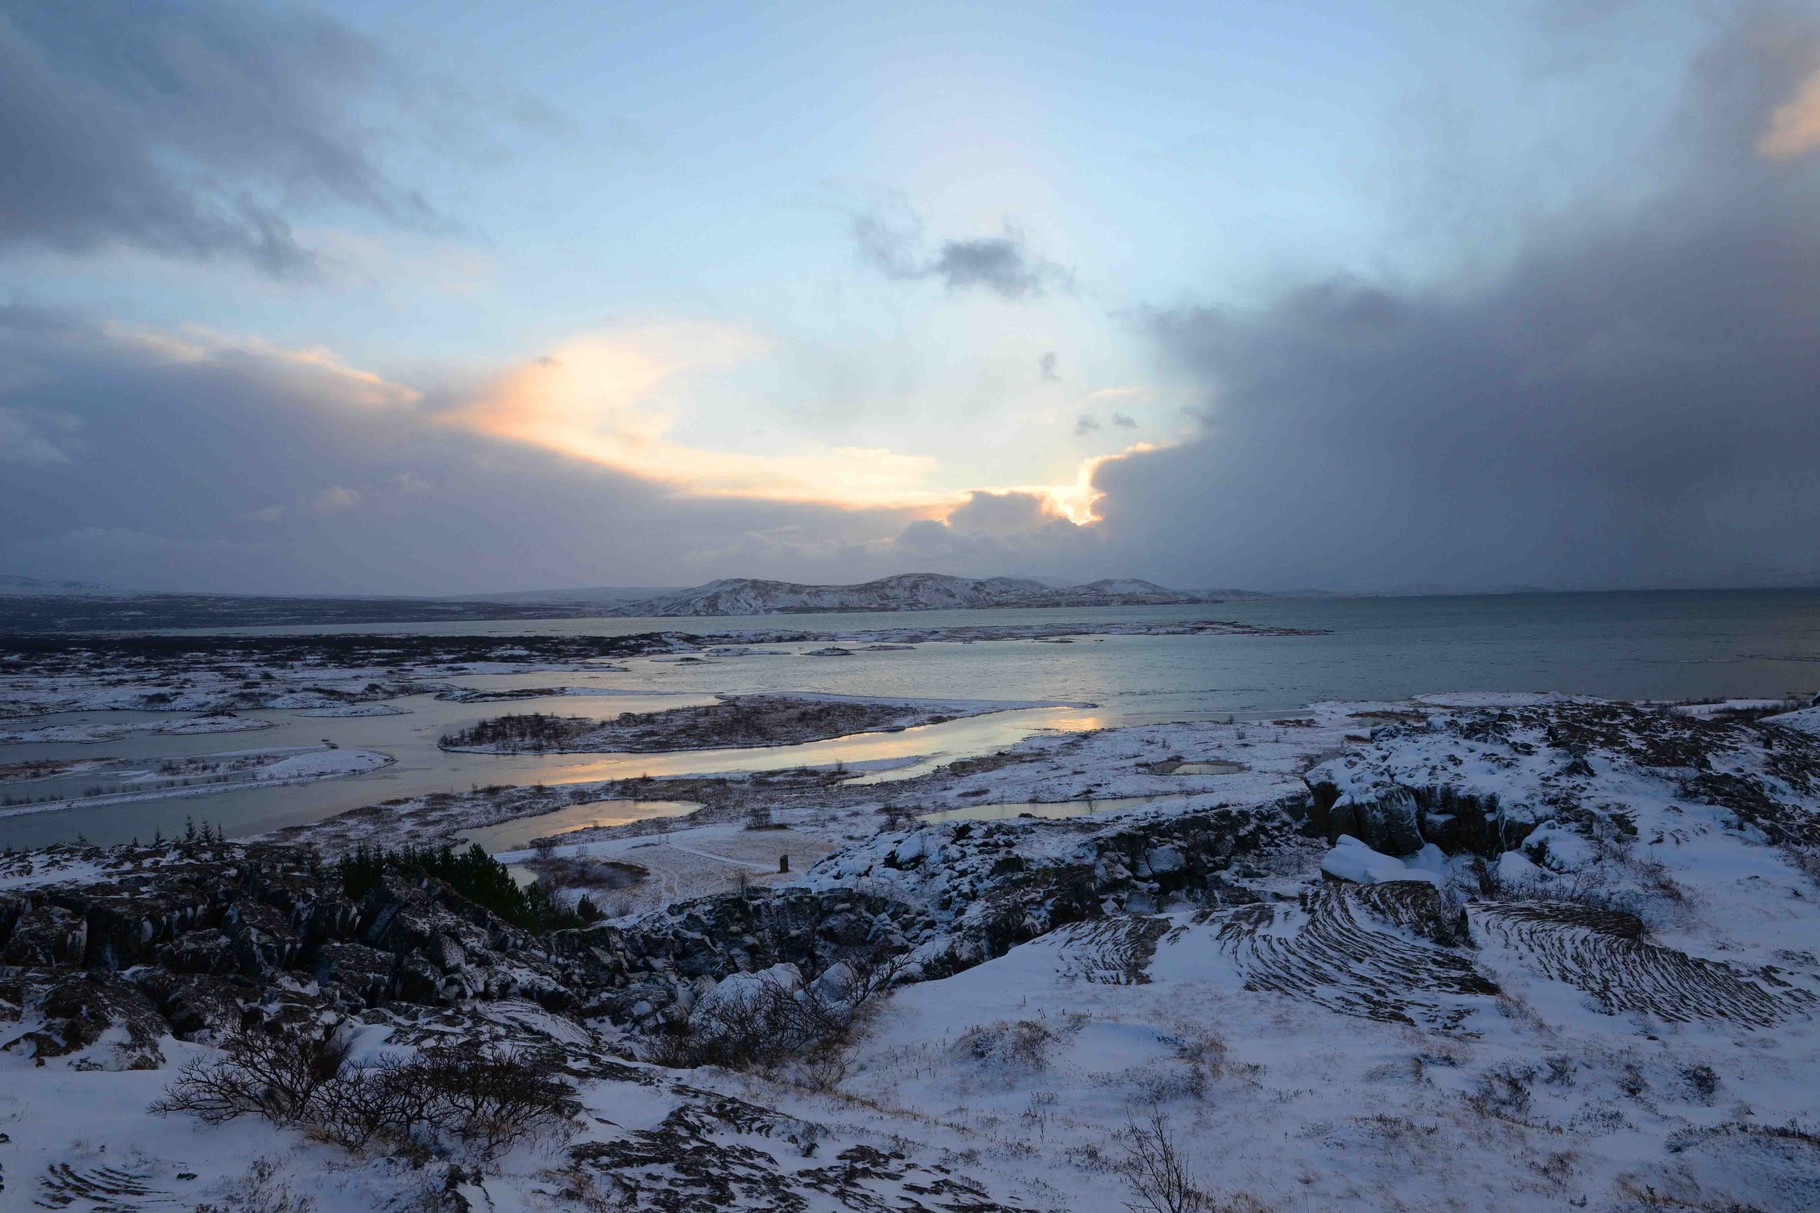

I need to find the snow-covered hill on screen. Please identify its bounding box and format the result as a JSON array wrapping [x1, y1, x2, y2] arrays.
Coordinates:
[[602, 573, 1215, 616]]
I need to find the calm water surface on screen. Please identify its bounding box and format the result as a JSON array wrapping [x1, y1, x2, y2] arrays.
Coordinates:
[[7, 589, 1816, 847]]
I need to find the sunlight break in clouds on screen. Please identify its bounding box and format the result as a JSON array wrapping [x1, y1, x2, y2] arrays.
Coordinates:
[[985, 444, 1154, 528], [453, 323, 1008, 513], [1758, 63, 1820, 160]]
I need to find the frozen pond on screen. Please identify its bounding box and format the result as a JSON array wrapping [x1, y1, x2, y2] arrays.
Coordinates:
[[460, 798, 702, 853]]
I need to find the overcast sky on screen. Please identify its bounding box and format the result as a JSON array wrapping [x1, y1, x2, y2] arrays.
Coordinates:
[[2, 0, 1817, 594]]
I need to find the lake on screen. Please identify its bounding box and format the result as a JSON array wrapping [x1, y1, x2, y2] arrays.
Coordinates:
[[5, 588, 1816, 848]]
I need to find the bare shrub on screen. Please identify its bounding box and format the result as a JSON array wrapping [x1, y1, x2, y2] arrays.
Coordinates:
[[410, 1044, 576, 1155], [194, 1156, 317, 1213], [151, 1026, 349, 1125], [155, 1027, 574, 1160], [646, 960, 896, 1084], [1681, 1064, 1721, 1103], [816, 954, 910, 1007], [955, 1017, 1060, 1074], [1467, 1062, 1537, 1122], [312, 1051, 436, 1151], [1115, 1110, 1272, 1213], [312, 1043, 575, 1158]]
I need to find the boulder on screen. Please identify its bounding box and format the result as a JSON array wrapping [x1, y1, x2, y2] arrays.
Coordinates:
[[1, 904, 88, 967], [316, 941, 397, 1007], [157, 928, 237, 975], [0, 971, 166, 1067]]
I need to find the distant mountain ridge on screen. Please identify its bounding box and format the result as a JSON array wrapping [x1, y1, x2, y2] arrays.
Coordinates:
[[0, 574, 115, 596], [598, 573, 1218, 617]]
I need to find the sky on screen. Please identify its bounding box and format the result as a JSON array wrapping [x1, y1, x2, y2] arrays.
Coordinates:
[[2, 0, 1818, 595]]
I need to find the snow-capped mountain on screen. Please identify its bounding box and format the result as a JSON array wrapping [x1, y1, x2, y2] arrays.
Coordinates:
[[601, 573, 1216, 616]]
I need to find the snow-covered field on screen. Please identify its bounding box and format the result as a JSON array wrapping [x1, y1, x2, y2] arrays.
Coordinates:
[[0, 713, 275, 744], [4, 692, 1818, 1211], [0, 744, 393, 818]]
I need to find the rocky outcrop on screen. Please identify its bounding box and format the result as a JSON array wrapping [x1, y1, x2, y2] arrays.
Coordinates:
[[1304, 772, 1528, 857], [1, 797, 1303, 1051], [0, 970, 166, 1067], [0, 844, 624, 1052]]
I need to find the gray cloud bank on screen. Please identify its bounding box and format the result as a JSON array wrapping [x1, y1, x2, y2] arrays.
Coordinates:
[[0, 306, 925, 594], [0, 0, 552, 277], [1078, 12, 1820, 592]]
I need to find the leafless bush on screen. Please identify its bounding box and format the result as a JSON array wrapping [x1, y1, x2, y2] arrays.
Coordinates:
[[151, 1026, 349, 1125], [155, 1027, 574, 1160], [1117, 1110, 1201, 1212], [816, 954, 910, 1006], [646, 959, 897, 1083], [1470, 853, 1651, 918], [651, 978, 840, 1072], [408, 1044, 575, 1155], [311, 1051, 432, 1151], [956, 1016, 1064, 1074], [1467, 1062, 1537, 1122], [314, 1043, 575, 1158], [193, 1156, 317, 1213], [1115, 1110, 1233, 1213]]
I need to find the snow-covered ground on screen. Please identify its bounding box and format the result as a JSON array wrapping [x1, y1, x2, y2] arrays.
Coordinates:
[[1769, 706, 1820, 736], [0, 713, 275, 744], [4, 693, 1818, 1211], [495, 823, 843, 917], [0, 744, 393, 818]]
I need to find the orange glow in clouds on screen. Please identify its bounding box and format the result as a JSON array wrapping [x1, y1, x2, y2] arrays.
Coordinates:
[[1759, 65, 1820, 160], [448, 324, 958, 512], [447, 323, 1123, 531]]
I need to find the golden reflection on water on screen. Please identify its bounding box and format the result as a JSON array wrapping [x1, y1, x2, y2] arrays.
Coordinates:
[[525, 706, 1108, 788], [462, 798, 700, 852]]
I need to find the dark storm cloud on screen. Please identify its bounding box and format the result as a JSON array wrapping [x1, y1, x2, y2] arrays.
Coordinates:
[[853, 206, 1069, 300], [0, 0, 553, 277], [1084, 16, 1820, 592]]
